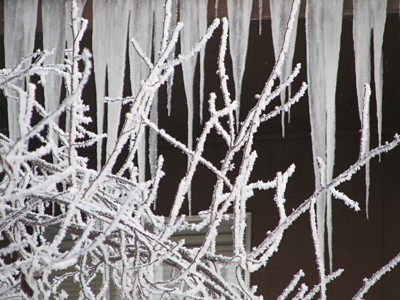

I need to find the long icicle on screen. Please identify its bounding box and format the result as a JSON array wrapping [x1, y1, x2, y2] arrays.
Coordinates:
[[227, 0, 253, 130], [371, 0, 387, 149], [180, 0, 207, 215], [129, 0, 154, 182], [166, 0, 178, 116], [306, 0, 344, 272], [199, 0, 209, 124], [353, 0, 387, 217], [106, 0, 130, 158], [92, 0, 109, 170], [41, 0, 66, 145], [4, 0, 39, 141], [270, 0, 300, 137], [323, 0, 344, 272], [149, 0, 165, 180], [180, 0, 201, 154]]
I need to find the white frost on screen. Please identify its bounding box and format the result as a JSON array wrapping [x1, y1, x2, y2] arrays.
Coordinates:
[[1, 1, 398, 299]]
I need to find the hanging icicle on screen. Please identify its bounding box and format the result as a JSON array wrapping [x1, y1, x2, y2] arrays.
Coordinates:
[[215, 0, 219, 17], [306, 0, 344, 272], [64, 0, 86, 140], [4, 0, 39, 141], [179, 0, 197, 152], [179, 0, 202, 215], [166, 1, 178, 116], [92, 0, 109, 170], [258, 0, 263, 35], [129, 0, 154, 182], [65, 0, 87, 49], [372, 1, 387, 150], [199, 0, 208, 124], [353, 0, 387, 217], [92, 0, 129, 167], [269, 0, 300, 137], [324, 1, 345, 272], [106, 0, 130, 158], [227, 0, 253, 129], [41, 0, 66, 145], [180, 0, 209, 153], [148, 0, 167, 180]]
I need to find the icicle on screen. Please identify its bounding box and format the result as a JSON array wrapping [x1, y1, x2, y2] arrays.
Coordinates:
[[178, 0, 208, 214], [258, 0, 263, 35], [179, 0, 199, 215], [353, 1, 371, 217], [4, 0, 39, 141], [306, 0, 344, 272], [269, 0, 300, 137], [227, 0, 253, 129], [41, 0, 66, 145], [166, 0, 178, 116], [199, 0, 208, 124], [353, 0, 387, 216], [371, 0, 387, 149], [306, 2, 327, 266], [353, 1, 371, 120], [64, 0, 86, 144], [324, 1, 344, 272], [106, 0, 130, 158], [65, 0, 87, 49], [129, 0, 154, 181], [92, 0, 109, 170], [180, 0, 199, 152], [153, 0, 165, 60], [167, 73, 174, 116], [148, 0, 166, 180], [149, 98, 158, 180]]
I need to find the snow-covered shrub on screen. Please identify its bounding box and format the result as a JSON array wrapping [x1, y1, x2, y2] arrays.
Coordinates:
[[0, 0, 399, 299]]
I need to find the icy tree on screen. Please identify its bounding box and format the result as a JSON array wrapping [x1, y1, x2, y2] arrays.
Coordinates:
[[0, 0, 399, 299]]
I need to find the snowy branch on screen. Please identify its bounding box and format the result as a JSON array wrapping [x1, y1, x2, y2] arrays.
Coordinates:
[[0, 0, 399, 299]]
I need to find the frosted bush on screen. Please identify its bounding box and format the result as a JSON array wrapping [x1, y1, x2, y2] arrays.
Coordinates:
[[0, 0, 399, 299]]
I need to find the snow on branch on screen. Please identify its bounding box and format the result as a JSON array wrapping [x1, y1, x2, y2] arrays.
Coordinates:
[[0, 0, 399, 299]]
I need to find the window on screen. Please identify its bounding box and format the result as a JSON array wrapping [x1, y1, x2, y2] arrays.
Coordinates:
[[154, 214, 252, 292], [52, 214, 251, 299]]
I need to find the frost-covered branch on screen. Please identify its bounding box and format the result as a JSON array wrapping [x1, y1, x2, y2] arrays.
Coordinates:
[[0, 0, 399, 299], [353, 252, 400, 300]]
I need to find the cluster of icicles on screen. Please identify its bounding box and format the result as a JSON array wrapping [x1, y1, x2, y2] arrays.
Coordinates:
[[4, 0, 388, 270]]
